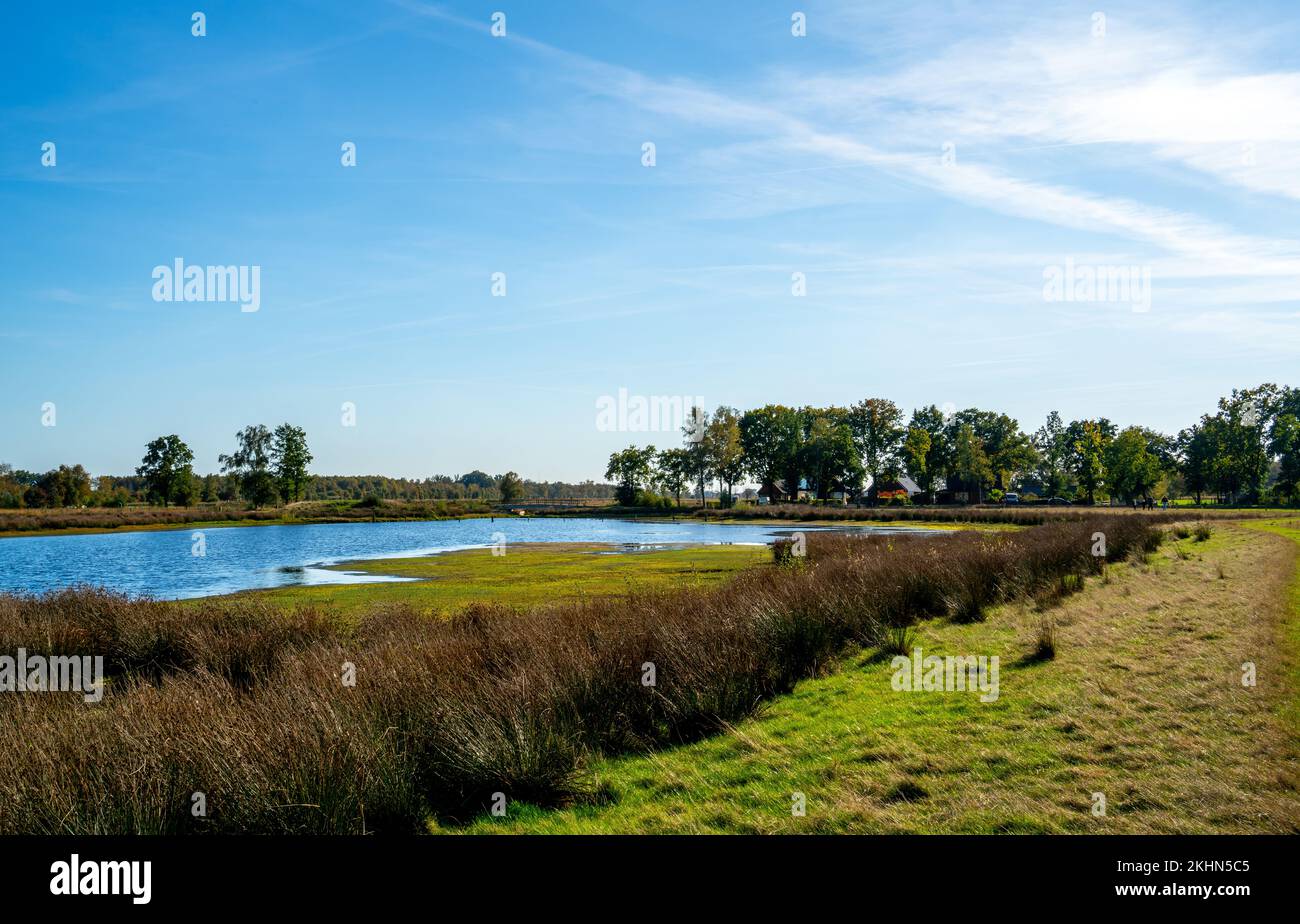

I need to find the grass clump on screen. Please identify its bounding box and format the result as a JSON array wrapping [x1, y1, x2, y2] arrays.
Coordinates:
[[880, 624, 916, 657], [1032, 616, 1057, 661]]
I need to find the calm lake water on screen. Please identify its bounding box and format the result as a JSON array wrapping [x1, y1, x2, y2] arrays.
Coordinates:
[[0, 517, 933, 600]]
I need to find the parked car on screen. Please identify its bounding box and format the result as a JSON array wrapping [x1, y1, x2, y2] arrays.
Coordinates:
[[1047, 496, 1072, 505], [1003, 492, 1020, 504]]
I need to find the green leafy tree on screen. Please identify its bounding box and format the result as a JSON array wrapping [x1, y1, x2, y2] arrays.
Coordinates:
[[0, 464, 24, 508], [97, 483, 131, 508], [218, 472, 242, 502], [26, 467, 87, 508], [244, 471, 279, 508], [219, 425, 278, 508], [173, 470, 198, 507], [902, 425, 933, 501], [271, 424, 314, 503], [24, 478, 53, 508], [683, 406, 711, 506], [1032, 411, 1073, 498], [848, 398, 904, 503], [949, 408, 1035, 493], [137, 435, 195, 507], [1266, 386, 1300, 503], [498, 471, 524, 503], [1271, 413, 1300, 504], [908, 405, 952, 502], [654, 448, 692, 508], [1070, 420, 1109, 504], [952, 424, 992, 503], [705, 406, 745, 507], [1106, 426, 1169, 504], [1213, 385, 1276, 504], [739, 404, 803, 501], [459, 470, 495, 491], [1177, 420, 1220, 505], [801, 409, 861, 499], [55, 464, 93, 507], [605, 445, 657, 506]]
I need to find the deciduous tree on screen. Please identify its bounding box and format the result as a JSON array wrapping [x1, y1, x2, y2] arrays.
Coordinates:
[[605, 446, 657, 506], [848, 398, 904, 503], [219, 425, 278, 508], [739, 404, 803, 502], [137, 435, 195, 508], [706, 406, 745, 507], [271, 423, 313, 503], [1106, 426, 1169, 504], [497, 471, 525, 504]]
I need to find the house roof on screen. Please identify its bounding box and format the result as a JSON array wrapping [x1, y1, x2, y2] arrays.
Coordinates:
[[874, 474, 922, 494], [759, 478, 810, 496]]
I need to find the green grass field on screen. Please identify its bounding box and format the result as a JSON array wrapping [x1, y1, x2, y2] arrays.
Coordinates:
[[446, 520, 1300, 834], [1241, 517, 1300, 736], [240, 542, 771, 616]]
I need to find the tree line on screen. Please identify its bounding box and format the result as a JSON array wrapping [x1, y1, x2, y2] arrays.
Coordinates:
[[299, 473, 613, 503], [5, 383, 1294, 511], [0, 429, 614, 509], [605, 383, 1300, 508], [131, 424, 315, 509], [0, 425, 313, 510]]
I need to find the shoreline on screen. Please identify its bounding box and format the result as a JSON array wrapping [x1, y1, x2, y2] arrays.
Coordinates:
[[3, 500, 1277, 541], [0, 511, 500, 540], [0, 509, 981, 541]]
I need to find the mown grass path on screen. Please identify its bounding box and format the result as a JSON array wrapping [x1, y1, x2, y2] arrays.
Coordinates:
[[455, 522, 1300, 833]]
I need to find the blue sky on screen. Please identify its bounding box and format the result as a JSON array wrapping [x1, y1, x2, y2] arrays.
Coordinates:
[[3, 0, 1299, 481]]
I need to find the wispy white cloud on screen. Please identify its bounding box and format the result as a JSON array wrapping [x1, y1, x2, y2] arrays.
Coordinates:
[[391, 0, 1300, 345], [787, 11, 1300, 198]]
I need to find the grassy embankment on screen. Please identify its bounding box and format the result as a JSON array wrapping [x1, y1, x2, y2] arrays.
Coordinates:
[[462, 517, 1300, 833]]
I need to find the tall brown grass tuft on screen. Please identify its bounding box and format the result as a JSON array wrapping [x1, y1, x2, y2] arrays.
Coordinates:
[[0, 515, 1162, 833], [1032, 616, 1057, 661]]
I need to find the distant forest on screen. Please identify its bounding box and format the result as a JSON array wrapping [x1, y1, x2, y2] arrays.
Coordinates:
[[0, 466, 615, 509], [303, 473, 617, 502]]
